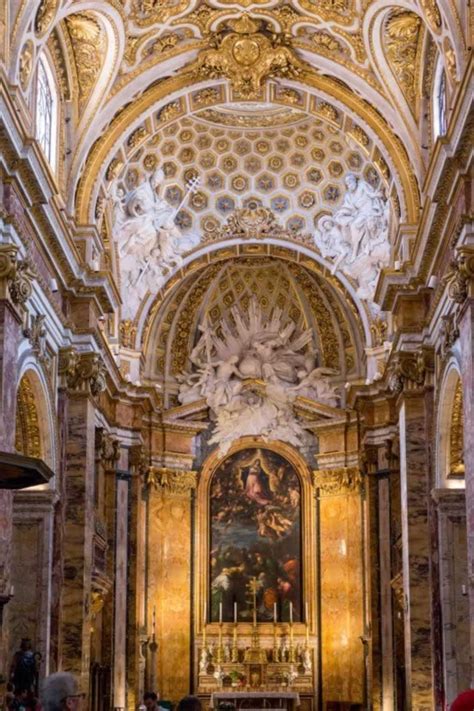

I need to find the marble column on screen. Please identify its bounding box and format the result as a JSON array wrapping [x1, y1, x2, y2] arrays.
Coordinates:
[[113, 472, 130, 711], [456, 297, 474, 684], [146, 468, 196, 703], [398, 390, 435, 710]]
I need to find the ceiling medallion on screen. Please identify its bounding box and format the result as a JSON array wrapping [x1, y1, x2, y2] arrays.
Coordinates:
[[187, 14, 309, 99]]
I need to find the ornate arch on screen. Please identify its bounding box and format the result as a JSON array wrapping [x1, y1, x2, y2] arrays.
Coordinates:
[[15, 366, 57, 473]]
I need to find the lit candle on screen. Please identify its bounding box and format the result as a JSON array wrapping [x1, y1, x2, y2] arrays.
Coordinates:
[[273, 602, 277, 623], [234, 602, 237, 624], [219, 601, 223, 624], [305, 602, 309, 624], [289, 602, 293, 624], [203, 601, 207, 626]]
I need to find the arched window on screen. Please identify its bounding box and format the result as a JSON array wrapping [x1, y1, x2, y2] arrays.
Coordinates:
[[433, 60, 447, 139], [36, 55, 58, 170]]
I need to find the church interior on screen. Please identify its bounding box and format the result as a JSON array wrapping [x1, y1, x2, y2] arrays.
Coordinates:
[[0, 0, 472, 709]]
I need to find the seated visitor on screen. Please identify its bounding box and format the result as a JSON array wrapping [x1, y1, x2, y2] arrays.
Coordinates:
[[177, 697, 202, 711]]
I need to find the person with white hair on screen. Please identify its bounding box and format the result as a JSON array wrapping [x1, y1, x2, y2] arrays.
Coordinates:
[[40, 672, 84, 711]]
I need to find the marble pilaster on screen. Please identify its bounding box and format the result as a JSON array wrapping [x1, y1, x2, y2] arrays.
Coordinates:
[[432, 488, 469, 706], [60, 394, 96, 689], [398, 392, 435, 710], [458, 298, 474, 682], [113, 472, 129, 711]]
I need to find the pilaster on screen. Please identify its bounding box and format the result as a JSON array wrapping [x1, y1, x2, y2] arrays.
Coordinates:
[[146, 467, 197, 703], [57, 348, 107, 693]]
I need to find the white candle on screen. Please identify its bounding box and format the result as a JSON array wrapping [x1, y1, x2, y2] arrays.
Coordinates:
[[219, 601, 223, 624], [305, 601, 309, 624], [273, 602, 277, 623], [203, 601, 207, 626], [289, 602, 293, 624], [234, 602, 237, 624]]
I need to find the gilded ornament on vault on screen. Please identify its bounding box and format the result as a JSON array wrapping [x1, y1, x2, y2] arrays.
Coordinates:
[[186, 15, 310, 99]]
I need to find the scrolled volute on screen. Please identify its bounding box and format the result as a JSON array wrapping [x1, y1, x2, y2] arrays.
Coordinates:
[[59, 348, 107, 396]]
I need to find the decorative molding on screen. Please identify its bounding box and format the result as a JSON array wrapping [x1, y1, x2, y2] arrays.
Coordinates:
[[439, 312, 459, 360], [35, 0, 60, 37], [58, 348, 107, 396], [145, 467, 197, 494], [203, 205, 308, 243], [312, 466, 362, 495]]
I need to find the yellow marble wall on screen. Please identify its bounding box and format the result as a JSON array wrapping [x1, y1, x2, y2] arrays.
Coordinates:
[[319, 482, 365, 703], [147, 476, 194, 702]]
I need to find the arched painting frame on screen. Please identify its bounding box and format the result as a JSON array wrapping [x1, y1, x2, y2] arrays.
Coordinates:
[[195, 437, 317, 636]]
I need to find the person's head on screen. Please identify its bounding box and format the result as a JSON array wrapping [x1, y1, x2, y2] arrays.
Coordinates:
[[178, 696, 202, 711], [41, 673, 83, 711], [144, 692, 159, 710], [450, 689, 474, 710]]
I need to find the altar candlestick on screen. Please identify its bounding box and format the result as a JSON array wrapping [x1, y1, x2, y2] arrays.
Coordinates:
[[152, 605, 156, 635], [305, 602, 310, 647], [273, 602, 277, 623], [219, 602, 222, 624], [234, 602, 237, 624]]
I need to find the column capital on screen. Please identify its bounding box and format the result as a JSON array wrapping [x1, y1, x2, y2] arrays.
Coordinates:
[[95, 427, 120, 469], [58, 348, 107, 396], [0, 243, 35, 307], [387, 347, 433, 395], [145, 467, 197, 495], [446, 246, 474, 305]]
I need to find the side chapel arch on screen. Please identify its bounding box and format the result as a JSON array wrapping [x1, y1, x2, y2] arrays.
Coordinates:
[[15, 366, 57, 475], [436, 361, 465, 489]]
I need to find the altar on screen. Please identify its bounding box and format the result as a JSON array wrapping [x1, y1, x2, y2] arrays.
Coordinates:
[[209, 692, 300, 710]]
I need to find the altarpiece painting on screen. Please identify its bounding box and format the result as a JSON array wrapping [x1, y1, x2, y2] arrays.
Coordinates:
[[209, 447, 302, 623]]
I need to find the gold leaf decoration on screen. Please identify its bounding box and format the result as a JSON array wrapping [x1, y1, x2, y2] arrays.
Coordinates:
[[64, 12, 107, 109], [384, 11, 423, 112], [35, 0, 59, 37]]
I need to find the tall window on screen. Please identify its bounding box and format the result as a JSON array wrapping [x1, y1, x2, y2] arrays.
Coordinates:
[[36, 55, 58, 170], [433, 61, 447, 139]]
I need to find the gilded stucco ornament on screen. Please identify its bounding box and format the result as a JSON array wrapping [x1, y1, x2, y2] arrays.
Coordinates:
[[439, 313, 459, 359], [187, 15, 310, 99], [203, 205, 304, 242], [384, 10, 423, 110], [19, 40, 34, 91], [64, 12, 107, 108], [35, 0, 59, 37], [312, 467, 362, 495], [0, 245, 35, 306], [145, 467, 197, 494]]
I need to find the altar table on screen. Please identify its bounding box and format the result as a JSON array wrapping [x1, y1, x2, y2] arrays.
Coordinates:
[[209, 692, 300, 711]]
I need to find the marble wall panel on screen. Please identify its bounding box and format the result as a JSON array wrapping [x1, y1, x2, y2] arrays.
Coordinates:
[[319, 489, 364, 704]]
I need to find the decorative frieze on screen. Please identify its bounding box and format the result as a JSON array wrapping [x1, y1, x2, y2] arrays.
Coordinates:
[[58, 348, 107, 396], [312, 466, 362, 495], [145, 467, 197, 495]]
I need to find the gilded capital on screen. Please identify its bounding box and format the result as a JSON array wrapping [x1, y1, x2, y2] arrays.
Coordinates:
[[59, 348, 107, 396], [0, 244, 35, 306], [312, 466, 362, 495], [387, 349, 431, 394], [445, 247, 474, 304]]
